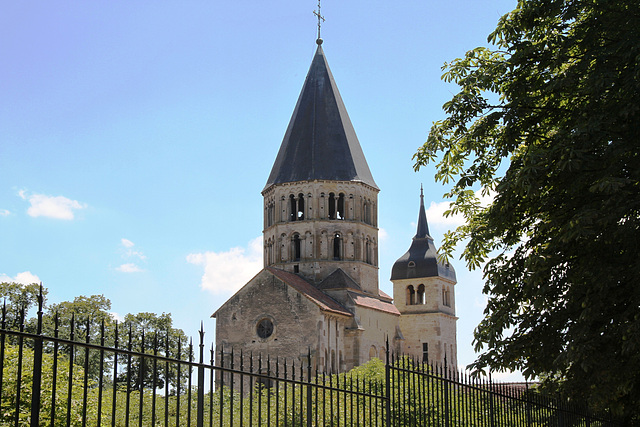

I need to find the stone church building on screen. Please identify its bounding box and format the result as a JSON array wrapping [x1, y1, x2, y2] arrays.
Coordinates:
[[213, 39, 458, 374]]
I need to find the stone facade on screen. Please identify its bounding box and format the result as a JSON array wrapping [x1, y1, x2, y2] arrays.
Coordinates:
[[393, 277, 458, 364], [262, 180, 379, 292]]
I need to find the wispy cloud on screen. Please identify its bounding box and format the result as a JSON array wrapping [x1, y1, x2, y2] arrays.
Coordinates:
[[19, 190, 87, 220], [187, 237, 262, 295], [115, 239, 146, 273], [0, 209, 10, 217], [424, 189, 495, 228], [120, 238, 146, 260], [116, 263, 143, 273], [121, 238, 135, 248], [424, 200, 465, 227], [0, 271, 41, 285]]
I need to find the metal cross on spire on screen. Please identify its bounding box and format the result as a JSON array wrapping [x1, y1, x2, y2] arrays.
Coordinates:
[[313, 0, 325, 45]]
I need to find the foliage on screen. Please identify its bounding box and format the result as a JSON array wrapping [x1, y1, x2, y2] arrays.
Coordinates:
[[0, 284, 190, 394], [117, 312, 190, 392], [44, 294, 116, 382], [0, 343, 202, 426], [0, 344, 618, 426], [1, 344, 98, 426], [413, 0, 640, 421], [0, 282, 46, 333]]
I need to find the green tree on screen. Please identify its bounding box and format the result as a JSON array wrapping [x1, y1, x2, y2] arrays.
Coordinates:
[[44, 294, 116, 382], [0, 282, 46, 332], [413, 0, 640, 421], [1, 344, 99, 426], [117, 312, 190, 392]]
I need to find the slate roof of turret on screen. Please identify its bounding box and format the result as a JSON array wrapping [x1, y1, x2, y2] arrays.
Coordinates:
[[390, 188, 456, 281], [264, 44, 377, 191]]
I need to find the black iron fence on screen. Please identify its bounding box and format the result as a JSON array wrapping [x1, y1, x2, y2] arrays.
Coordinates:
[[0, 289, 620, 426]]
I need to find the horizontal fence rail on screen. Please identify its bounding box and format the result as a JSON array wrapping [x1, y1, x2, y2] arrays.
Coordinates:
[[0, 288, 622, 426]]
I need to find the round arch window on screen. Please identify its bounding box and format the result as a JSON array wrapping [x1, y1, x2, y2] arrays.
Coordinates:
[[256, 318, 274, 339]]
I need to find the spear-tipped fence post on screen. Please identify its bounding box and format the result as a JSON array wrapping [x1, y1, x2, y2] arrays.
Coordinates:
[[97, 319, 105, 427], [30, 284, 44, 427], [385, 336, 391, 427], [82, 316, 91, 427], [16, 306, 25, 427], [444, 353, 450, 427], [111, 321, 119, 427], [0, 301, 6, 407], [525, 379, 532, 426], [489, 371, 496, 427], [307, 348, 312, 427], [197, 322, 205, 427], [139, 329, 145, 426]]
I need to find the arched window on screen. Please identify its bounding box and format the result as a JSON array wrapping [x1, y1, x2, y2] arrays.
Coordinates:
[[289, 195, 296, 221], [280, 233, 287, 261], [333, 233, 342, 260], [442, 285, 451, 307], [328, 193, 336, 219], [363, 201, 369, 224], [266, 204, 271, 227], [407, 285, 415, 305], [297, 193, 305, 220], [365, 239, 371, 264], [280, 196, 286, 222], [337, 193, 345, 219], [292, 234, 301, 261], [369, 346, 377, 360], [417, 284, 425, 304]]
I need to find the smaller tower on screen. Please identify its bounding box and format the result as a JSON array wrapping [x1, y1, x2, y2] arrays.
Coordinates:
[[391, 188, 458, 366]]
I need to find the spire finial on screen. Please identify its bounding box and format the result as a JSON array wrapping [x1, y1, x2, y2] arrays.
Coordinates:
[[313, 0, 325, 45]]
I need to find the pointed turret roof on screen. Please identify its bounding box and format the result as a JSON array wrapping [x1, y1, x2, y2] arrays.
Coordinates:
[[390, 188, 456, 281], [264, 43, 377, 191], [415, 185, 430, 239]]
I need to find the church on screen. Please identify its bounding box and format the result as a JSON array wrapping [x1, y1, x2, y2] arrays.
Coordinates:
[[213, 36, 458, 374]]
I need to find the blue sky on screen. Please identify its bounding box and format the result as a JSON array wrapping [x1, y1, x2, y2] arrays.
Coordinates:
[[1, 1, 518, 378]]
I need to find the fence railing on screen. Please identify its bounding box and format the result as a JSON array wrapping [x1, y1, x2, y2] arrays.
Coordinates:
[[0, 289, 621, 426]]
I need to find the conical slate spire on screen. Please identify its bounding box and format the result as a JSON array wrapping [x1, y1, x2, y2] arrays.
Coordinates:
[[264, 45, 377, 190], [390, 188, 456, 281], [415, 185, 430, 239]]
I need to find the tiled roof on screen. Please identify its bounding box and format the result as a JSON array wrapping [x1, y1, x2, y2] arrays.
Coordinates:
[[378, 289, 393, 301], [349, 292, 401, 316]]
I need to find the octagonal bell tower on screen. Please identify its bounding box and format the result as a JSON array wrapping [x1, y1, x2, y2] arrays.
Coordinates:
[[262, 41, 380, 295]]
